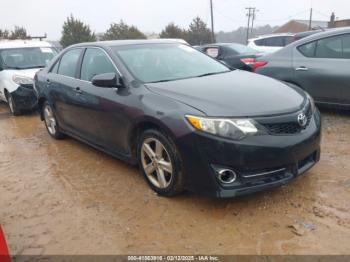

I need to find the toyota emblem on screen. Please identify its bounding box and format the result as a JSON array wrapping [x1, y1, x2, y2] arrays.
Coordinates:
[[297, 113, 307, 127]]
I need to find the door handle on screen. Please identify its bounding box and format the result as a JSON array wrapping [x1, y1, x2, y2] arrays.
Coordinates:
[[295, 66, 309, 71], [75, 87, 83, 94]]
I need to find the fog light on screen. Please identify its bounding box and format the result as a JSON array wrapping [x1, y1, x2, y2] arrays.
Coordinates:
[[217, 169, 237, 184]]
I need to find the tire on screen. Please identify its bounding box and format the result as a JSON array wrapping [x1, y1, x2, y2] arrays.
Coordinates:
[[138, 129, 185, 197], [6, 92, 21, 116], [42, 101, 65, 139]]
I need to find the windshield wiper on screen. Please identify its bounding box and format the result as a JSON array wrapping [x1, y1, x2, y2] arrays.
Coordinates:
[[196, 71, 230, 78], [149, 79, 174, 83]]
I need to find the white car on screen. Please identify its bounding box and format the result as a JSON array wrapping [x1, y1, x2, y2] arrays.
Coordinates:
[[0, 40, 58, 115], [248, 33, 295, 54]]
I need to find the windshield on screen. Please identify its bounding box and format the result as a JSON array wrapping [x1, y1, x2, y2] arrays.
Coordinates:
[[0, 47, 58, 70], [226, 43, 258, 54], [113, 44, 230, 83]]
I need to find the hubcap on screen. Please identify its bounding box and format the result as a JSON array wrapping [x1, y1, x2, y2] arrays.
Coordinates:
[[44, 105, 56, 135], [141, 138, 173, 189], [8, 96, 14, 113]]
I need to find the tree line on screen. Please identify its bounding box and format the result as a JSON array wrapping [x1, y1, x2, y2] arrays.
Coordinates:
[[1, 15, 213, 47]]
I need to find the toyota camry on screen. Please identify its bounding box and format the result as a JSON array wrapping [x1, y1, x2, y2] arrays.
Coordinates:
[[34, 40, 321, 198]]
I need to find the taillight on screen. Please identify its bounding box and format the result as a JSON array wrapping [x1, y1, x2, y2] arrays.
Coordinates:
[[240, 58, 268, 72], [252, 61, 268, 72]]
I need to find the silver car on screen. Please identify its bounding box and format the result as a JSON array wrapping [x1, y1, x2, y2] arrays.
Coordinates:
[[254, 27, 350, 109]]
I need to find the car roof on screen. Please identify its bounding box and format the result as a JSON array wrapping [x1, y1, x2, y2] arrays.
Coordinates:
[[0, 40, 53, 49], [292, 27, 350, 45], [249, 33, 294, 41], [70, 39, 189, 49]]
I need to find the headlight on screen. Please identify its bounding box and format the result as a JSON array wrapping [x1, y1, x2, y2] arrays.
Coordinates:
[[12, 75, 34, 86], [186, 115, 258, 140], [306, 93, 316, 113]]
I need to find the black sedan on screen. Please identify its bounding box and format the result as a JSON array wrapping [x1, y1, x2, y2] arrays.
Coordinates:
[[34, 40, 321, 198], [195, 43, 264, 71]]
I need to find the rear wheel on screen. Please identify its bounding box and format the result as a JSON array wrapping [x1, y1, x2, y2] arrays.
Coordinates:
[[138, 129, 185, 197], [6, 92, 21, 116], [43, 101, 65, 139]]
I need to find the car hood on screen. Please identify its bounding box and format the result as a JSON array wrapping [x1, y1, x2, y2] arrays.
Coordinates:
[[5, 68, 41, 79], [145, 71, 306, 117]]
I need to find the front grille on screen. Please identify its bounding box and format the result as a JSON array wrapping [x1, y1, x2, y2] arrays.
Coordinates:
[[261, 104, 313, 135]]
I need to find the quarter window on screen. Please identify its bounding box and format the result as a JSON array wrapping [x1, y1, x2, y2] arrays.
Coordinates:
[[298, 41, 317, 57], [80, 48, 116, 81], [50, 60, 59, 74], [57, 49, 82, 78]]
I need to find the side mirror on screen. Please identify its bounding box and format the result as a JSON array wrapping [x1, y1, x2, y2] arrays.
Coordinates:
[[91, 73, 124, 88]]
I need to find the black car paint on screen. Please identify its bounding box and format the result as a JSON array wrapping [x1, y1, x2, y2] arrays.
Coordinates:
[[35, 40, 321, 198], [196, 44, 262, 71]]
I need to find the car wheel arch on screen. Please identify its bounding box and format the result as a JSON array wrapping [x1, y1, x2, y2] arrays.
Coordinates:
[[129, 118, 177, 161]]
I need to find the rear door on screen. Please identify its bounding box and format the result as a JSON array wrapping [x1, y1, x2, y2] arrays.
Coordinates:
[[48, 48, 88, 135], [293, 34, 350, 105]]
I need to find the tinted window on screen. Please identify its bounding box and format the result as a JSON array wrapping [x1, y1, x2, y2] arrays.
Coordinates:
[[284, 36, 294, 46], [254, 39, 265, 46], [81, 48, 116, 81], [298, 41, 317, 57], [58, 49, 82, 78], [264, 37, 285, 47], [315, 36, 342, 59], [342, 35, 350, 59]]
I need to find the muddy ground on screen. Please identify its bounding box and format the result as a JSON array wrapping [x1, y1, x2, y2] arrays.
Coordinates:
[[0, 101, 349, 255]]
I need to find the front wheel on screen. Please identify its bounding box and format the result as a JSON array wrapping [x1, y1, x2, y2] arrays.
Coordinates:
[[138, 129, 185, 197], [42, 102, 65, 139], [6, 92, 21, 116]]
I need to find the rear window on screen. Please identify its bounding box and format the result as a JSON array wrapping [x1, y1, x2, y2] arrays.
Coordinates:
[[254, 36, 291, 47], [57, 49, 82, 78]]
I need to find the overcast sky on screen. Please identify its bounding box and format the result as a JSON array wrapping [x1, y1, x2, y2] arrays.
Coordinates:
[[1, 0, 349, 40]]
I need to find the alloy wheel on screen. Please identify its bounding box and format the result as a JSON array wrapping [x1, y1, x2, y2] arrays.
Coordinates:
[[141, 138, 173, 189], [44, 105, 57, 135]]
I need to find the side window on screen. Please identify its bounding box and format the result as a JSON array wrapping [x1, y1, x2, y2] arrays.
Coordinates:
[[205, 47, 219, 58], [284, 36, 294, 46], [57, 49, 82, 78], [265, 37, 285, 47], [50, 60, 59, 74], [298, 41, 317, 57], [80, 48, 116, 81], [315, 36, 342, 59], [254, 39, 265, 46], [341, 34, 350, 59]]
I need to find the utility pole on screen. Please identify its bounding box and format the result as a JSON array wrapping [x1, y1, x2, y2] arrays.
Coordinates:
[[245, 7, 255, 44], [308, 8, 313, 30], [210, 0, 215, 43], [251, 8, 258, 35]]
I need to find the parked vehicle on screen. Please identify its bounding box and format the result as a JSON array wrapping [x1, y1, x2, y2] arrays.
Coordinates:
[[255, 27, 350, 109], [195, 43, 264, 72], [35, 40, 321, 198], [248, 31, 326, 54], [0, 40, 58, 115], [248, 33, 295, 53]]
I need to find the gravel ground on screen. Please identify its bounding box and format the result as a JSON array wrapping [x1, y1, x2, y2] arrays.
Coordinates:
[[0, 102, 349, 255]]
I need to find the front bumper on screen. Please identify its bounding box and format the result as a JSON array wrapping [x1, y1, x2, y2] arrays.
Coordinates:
[[177, 109, 322, 198], [11, 85, 37, 111]]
